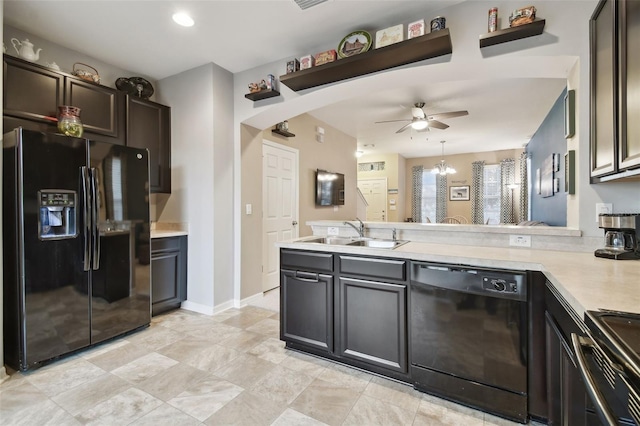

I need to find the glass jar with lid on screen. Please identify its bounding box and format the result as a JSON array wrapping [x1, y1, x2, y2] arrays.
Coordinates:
[[57, 105, 84, 137]]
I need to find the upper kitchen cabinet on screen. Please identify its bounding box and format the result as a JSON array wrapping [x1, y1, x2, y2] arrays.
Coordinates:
[[590, 0, 640, 182], [3, 55, 124, 144], [126, 96, 171, 193], [65, 78, 124, 143]]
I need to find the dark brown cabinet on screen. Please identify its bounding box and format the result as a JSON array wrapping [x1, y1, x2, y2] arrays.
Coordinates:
[[126, 96, 171, 193], [3, 55, 124, 144], [151, 236, 187, 316], [590, 0, 640, 182], [545, 283, 592, 425], [338, 277, 407, 373]]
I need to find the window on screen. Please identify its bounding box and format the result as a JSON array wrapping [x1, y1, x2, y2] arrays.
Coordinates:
[[421, 172, 437, 223], [483, 164, 501, 224]]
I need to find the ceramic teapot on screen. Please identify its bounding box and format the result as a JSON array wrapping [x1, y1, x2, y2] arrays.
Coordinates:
[[11, 38, 42, 62]]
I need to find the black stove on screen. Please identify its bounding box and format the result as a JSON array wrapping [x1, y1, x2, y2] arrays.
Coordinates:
[[578, 310, 640, 425]]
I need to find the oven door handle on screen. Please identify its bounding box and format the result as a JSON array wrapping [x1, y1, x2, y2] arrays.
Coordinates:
[[571, 333, 618, 426]]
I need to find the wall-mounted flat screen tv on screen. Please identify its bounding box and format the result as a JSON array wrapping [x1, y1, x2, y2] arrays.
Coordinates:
[[315, 169, 345, 206]]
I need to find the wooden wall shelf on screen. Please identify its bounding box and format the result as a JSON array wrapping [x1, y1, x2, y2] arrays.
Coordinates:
[[245, 89, 280, 101], [479, 19, 546, 48], [272, 129, 295, 138], [280, 29, 452, 92]]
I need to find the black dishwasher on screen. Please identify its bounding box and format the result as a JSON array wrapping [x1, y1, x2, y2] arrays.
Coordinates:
[[410, 262, 528, 423]]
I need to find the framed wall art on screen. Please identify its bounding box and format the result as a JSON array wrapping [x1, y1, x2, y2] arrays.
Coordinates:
[[564, 89, 575, 138], [449, 185, 470, 201]]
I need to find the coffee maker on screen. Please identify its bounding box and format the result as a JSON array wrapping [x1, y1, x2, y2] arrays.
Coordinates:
[[594, 213, 640, 260]]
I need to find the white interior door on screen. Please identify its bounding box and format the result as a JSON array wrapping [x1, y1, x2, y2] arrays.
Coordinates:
[[262, 141, 299, 292], [357, 178, 388, 221]]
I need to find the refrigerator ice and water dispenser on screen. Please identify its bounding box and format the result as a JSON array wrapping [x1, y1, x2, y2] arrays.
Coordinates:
[[38, 189, 77, 239]]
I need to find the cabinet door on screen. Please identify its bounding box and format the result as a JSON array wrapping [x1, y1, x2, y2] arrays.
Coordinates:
[[590, 0, 618, 178], [3, 55, 63, 125], [619, 0, 640, 170], [66, 78, 123, 143], [339, 277, 407, 373], [126, 96, 171, 193], [151, 236, 187, 316], [281, 269, 333, 351]]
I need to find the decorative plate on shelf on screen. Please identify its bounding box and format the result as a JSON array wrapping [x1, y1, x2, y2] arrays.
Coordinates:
[[337, 30, 372, 58]]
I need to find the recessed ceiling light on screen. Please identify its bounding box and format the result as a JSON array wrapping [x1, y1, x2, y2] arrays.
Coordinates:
[[172, 12, 194, 27]]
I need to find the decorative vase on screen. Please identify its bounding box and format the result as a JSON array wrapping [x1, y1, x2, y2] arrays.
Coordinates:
[[57, 106, 84, 137]]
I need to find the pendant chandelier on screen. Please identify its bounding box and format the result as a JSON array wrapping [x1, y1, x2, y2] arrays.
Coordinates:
[[431, 141, 456, 175]]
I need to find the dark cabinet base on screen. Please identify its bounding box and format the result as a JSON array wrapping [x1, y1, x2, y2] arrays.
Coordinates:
[[151, 236, 187, 316]]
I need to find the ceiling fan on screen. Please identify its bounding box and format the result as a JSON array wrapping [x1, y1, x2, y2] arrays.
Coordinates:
[[375, 102, 469, 134]]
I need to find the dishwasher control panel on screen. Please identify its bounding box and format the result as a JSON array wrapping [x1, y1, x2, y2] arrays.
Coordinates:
[[482, 276, 519, 293]]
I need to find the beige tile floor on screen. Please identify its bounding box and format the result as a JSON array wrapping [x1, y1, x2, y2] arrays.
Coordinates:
[[0, 293, 536, 426]]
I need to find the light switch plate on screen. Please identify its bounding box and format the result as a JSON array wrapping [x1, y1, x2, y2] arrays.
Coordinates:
[[245, 204, 252, 215], [509, 235, 531, 247], [327, 227, 339, 235]]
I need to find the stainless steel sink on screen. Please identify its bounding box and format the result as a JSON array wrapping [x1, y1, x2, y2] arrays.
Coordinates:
[[296, 236, 409, 249], [299, 236, 355, 245], [347, 239, 409, 249]]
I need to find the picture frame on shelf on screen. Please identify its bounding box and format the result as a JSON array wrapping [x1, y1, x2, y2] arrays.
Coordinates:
[[564, 89, 575, 138], [449, 185, 470, 201]]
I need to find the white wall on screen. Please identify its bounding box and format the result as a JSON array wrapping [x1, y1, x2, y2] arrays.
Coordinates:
[[155, 62, 235, 314], [231, 0, 639, 238]]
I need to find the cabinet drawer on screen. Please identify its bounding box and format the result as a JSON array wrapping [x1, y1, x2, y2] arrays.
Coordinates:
[[152, 236, 181, 252], [338, 255, 406, 282], [281, 249, 333, 273]]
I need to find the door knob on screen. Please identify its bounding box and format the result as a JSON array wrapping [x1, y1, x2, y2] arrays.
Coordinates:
[[292, 221, 298, 226]]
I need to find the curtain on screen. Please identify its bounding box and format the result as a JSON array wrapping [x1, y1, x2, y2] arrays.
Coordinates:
[[436, 175, 447, 223], [411, 165, 423, 222], [471, 161, 485, 224], [500, 158, 516, 224], [519, 152, 529, 223]]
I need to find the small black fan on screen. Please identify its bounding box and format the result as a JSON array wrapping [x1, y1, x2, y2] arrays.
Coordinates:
[[115, 77, 154, 99]]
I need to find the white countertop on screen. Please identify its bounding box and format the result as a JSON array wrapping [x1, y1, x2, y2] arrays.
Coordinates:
[[151, 229, 189, 239], [279, 238, 640, 318]]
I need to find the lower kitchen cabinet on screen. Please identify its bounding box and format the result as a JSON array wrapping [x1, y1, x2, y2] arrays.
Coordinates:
[[338, 277, 407, 373], [280, 269, 333, 351], [545, 282, 592, 425], [151, 236, 187, 316]]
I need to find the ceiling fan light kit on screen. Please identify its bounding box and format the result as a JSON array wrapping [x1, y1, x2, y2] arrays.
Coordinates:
[[375, 102, 468, 134]]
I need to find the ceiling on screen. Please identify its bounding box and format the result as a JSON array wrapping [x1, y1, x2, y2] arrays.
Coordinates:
[[4, 0, 568, 159]]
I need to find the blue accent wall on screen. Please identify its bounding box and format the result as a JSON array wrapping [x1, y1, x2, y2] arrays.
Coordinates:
[[527, 89, 567, 226]]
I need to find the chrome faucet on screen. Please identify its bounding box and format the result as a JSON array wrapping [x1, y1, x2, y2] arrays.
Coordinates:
[[392, 228, 397, 241], [344, 218, 365, 238]]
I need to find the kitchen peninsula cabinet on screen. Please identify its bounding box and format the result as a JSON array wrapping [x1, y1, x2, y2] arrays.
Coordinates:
[[545, 282, 591, 425], [126, 96, 171, 193], [337, 255, 408, 374], [151, 236, 187, 316], [3, 54, 124, 145], [280, 249, 334, 352], [590, 0, 640, 182]]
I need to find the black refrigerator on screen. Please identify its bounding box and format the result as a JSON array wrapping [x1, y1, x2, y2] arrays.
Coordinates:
[[3, 128, 151, 371]]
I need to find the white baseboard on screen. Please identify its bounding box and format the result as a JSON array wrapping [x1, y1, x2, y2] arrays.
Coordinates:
[[180, 300, 214, 316], [237, 292, 264, 308], [180, 292, 267, 317]]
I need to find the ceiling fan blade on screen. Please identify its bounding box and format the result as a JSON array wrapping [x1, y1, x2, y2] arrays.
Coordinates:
[[395, 122, 413, 133], [411, 107, 426, 119], [427, 119, 449, 130], [427, 110, 469, 120], [375, 119, 411, 124]]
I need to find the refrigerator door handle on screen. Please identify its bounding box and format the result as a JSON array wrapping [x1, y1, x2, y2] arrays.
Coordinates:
[[81, 166, 91, 271], [90, 168, 100, 270]]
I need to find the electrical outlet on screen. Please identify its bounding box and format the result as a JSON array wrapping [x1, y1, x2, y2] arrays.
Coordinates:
[[595, 203, 613, 222], [509, 235, 531, 247], [327, 227, 339, 235]]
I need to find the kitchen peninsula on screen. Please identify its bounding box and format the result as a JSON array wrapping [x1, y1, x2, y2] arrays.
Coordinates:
[[278, 222, 640, 423]]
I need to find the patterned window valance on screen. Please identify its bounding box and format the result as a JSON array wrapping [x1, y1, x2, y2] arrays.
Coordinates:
[[358, 162, 385, 172]]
